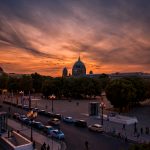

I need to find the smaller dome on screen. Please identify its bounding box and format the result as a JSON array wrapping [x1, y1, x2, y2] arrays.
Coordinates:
[[89, 70, 93, 74], [0, 67, 4, 72], [62, 67, 68, 77]]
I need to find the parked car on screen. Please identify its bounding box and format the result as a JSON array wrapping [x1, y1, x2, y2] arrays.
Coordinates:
[[17, 104, 22, 108], [32, 108, 39, 112], [13, 113, 20, 119], [38, 109, 46, 115], [23, 118, 32, 125], [74, 119, 87, 128], [88, 124, 103, 132], [48, 118, 60, 126], [43, 125, 54, 134], [63, 117, 74, 123], [45, 112, 54, 117], [12, 103, 17, 107], [23, 105, 29, 110], [53, 114, 62, 119], [21, 117, 28, 123], [18, 115, 26, 121], [50, 129, 65, 139], [32, 121, 44, 130]]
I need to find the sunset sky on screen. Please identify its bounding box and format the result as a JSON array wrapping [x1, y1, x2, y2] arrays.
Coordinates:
[[0, 0, 150, 76]]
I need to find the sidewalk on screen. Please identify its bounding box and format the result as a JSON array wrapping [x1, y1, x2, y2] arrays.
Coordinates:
[[93, 116, 150, 144], [7, 119, 66, 150]]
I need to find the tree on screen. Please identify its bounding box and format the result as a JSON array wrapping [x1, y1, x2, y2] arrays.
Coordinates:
[[81, 78, 95, 98], [62, 78, 72, 99], [98, 74, 110, 90], [20, 75, 33, 94], [0, 73, 9, 89], [125, 77, 146, 105], [31, 72, 43, 93], [92, 78, 102, 97], [129, 143, 150, 150], [42, 79, 52, 99], [106, 79, 136, 112], [7, 77, 20, 92], [71, 78, 83, 99], [53, 77, 64, 99], [144, 79, 150, 99]]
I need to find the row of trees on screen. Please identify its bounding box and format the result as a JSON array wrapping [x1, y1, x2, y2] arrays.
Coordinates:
[[0, 73, 47, 94], [1, 72, 150, 110], [106, 77, 150, 111], [42, 77, 104, 99], [0, 73, 109, 98]]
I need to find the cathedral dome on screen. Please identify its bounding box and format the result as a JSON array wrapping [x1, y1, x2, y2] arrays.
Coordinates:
[[72, 57, 86, 77]]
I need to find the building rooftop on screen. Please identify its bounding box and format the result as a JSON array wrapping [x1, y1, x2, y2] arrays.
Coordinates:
[[1, 131, 33, 150]]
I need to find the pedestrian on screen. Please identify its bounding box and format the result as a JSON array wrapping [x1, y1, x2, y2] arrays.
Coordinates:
[[122, 124, 125, 130], [85, 140, 89, 150], [33, 141, 36, 149], [125, 136, 128, 142], [47, 144, 50, 150], [140, 127, 143, 135], [8, 106, 10, 113], [134, 122, 137, 134], [146, 127, 149, 134], [42, 142, 46, 150], [136, 132, 140, 139]]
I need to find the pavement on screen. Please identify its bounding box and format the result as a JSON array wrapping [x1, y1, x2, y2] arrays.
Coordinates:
[[88, 115, 150, 144], [7, 119, 67, 150]]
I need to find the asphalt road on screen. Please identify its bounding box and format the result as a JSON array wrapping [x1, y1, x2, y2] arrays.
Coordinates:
[[1, 102, 129, 150]]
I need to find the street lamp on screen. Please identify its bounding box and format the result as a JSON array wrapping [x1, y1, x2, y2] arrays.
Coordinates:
[[49, 95, 56, 113], [27, 110, 37, 142], [100, 94, 105, 125], [10, 90, 13, 115], [28, 91, 31, 110]]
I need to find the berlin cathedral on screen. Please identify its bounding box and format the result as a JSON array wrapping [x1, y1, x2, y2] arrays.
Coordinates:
[[62, 57, 86, 77]]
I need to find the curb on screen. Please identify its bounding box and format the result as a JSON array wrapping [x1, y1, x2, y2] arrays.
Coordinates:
[[60, 141, 67, 150]]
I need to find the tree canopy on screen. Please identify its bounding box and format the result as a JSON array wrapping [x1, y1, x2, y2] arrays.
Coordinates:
[[106, 78, 136, 111]]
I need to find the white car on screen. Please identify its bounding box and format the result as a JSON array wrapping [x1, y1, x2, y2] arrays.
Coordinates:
[[88, 124, 103, 132], [50, 129, 65, 139], [63, 117, 74, 123]]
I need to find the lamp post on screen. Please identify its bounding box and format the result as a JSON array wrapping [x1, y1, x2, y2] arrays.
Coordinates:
[[27, 110, 37, 142], [49, 95, 56, 113], [100, 94, 105, 125], [28, 91, 31, 110], [19, 91, 24, 114], [10, 90, 13, 115]]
